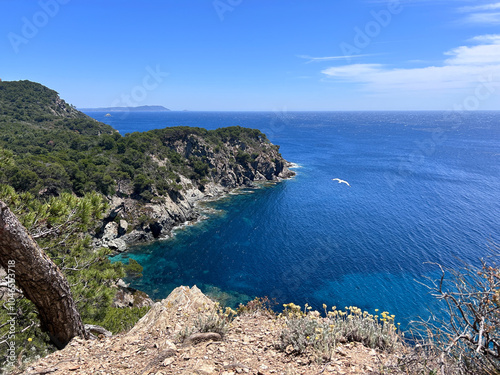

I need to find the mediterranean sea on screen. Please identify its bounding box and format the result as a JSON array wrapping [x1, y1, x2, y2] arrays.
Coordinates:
[[85, 110, 500, 328]]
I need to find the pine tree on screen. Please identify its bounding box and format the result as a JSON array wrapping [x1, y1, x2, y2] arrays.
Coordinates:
[[0, 186, 126, 369]]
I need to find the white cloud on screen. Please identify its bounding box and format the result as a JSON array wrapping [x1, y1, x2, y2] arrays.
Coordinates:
[[366, 0, 469, 5], [321, 35, 500, 93], [469, 34, 500, 43], [458, 2, 500, 12], [322, 64, 383, 77], [445, 40, 500, 65], [297, 54, 375, 63], [457, 2, 500, 24], [462, 12, 500, 25]]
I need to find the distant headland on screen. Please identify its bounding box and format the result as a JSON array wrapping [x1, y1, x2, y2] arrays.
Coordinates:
[[79, 105, 170, 112]]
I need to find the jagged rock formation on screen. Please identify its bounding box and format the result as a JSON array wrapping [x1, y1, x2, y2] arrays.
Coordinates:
[[95, 132, 295, 249], [128, 285, 215, 337]]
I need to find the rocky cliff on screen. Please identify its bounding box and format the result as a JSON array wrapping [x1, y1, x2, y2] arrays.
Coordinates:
[[95, 130, 295, 251]]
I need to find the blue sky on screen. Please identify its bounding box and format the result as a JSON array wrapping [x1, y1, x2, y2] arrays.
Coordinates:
[[1, 0, 499, 110]]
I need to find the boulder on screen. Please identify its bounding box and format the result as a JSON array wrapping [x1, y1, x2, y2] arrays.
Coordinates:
[[107, 238, 127, 252], [118, 219, 128, 236], [127, 285, 214, 337], [102, 221, 119, 241]]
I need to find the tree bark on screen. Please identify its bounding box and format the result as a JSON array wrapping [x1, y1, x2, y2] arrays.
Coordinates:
[[0, 200, 87, 349]]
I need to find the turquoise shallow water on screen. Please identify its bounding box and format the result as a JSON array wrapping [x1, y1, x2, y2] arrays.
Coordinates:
[[85, 111, 500, 328]]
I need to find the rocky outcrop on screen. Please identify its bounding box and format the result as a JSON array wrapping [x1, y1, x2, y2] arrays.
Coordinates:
[[94, 133, 295, 251], [128, 285, 214, 338], [168, 133, 294, 187], [24, 286, 400, 375], [112, 279, 155, 309]]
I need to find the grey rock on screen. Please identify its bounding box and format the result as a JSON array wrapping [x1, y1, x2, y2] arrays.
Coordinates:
[[84, 324, 112, 338], [128, 285, 214, 336], [185, 332, 222, 345], [94, 134, 295, 249], [112, 286, 154, 309], [107, 238, 127, 252], [116, 279, 129, 288], [118, 219, 128, 236], [102, 221, 118, 241]]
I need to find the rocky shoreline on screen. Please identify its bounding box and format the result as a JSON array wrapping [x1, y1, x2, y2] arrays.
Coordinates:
[[93, 132, 296, 253]]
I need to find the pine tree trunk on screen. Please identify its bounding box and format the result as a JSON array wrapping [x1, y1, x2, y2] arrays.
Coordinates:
[[0, 200, 87, 349]]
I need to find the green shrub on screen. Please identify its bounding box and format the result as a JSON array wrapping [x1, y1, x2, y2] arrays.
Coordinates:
[[125, 259, 143, 278], [88, 306, 151, 334], [0, 185, 126, 369], [235, 150, 252, 165]]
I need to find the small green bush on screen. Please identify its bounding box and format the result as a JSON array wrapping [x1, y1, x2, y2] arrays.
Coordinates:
[[124, 258, 143, 278], [87, 306, 151, 334], [235, 150, 252, 165]]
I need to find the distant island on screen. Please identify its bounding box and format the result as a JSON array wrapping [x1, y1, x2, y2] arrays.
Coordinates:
[[80, 105, 170, 112]]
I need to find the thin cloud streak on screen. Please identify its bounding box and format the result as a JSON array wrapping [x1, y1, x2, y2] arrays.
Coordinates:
[[297, 54, 376, 63], [462, 12, 500, 25], [366, 0, 469, 6], [457, 1, 500, 25]]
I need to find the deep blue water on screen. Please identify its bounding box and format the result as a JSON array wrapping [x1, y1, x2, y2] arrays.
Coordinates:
[[85, 111, 500, 328]]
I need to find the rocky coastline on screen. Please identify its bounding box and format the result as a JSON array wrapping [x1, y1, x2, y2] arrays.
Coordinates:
[[93, 132, 296, 253]]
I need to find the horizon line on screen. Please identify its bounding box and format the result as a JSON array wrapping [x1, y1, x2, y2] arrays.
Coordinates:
[[79, 108, 500, 112]]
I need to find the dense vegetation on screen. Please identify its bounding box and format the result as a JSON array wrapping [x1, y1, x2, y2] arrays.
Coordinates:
[[0, 80, 84, 122], [0, 185, 150, 370], [0, 80, 273, 201]]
